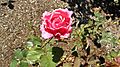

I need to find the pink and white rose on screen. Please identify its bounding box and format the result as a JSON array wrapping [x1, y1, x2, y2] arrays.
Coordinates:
[[40, 8, 73, 39]]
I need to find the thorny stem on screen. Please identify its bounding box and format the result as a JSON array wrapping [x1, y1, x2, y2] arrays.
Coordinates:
[[41, 38, 53, 48]]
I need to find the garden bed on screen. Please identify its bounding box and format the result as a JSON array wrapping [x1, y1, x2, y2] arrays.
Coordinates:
[[0, 0, 120, 67]]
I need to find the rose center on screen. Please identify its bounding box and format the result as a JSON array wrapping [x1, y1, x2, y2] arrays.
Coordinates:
[[52, 17, 63, 28]]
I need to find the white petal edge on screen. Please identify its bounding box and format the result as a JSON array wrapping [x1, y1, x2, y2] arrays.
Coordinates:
[[53, 8, 73, 17], [40, 24, 53, 39], [61, 33, 70, 38]]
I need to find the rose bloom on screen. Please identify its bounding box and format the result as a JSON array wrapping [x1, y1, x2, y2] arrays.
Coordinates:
[[40, 8, 73, 40]]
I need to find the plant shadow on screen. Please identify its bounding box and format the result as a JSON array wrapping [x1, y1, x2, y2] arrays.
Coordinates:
[[52, 47, 64, 63]]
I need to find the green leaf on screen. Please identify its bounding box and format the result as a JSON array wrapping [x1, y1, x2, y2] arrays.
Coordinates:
[[110, 50, 118, 57], [106, 54, 112, 60], [26, 50, 44, 62], [22, 50, 28, 57], [19, 61, 28, 67], [14, 49, 23, 60], [94, 12, 100, 18], [100, 32, 118, 45], [63, 63, 72, 67], [34, 40, 41, 46], [41, 41, 52, 53], [117, 50, 120, 56], [40, 52, 56, 67], [10, 59, 18, 67], [26, 41, 33, 48], [29, 35, 41, 46]]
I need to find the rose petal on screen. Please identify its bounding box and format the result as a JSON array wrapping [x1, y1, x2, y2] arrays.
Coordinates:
[[52, 17, 62, 28], [40, 24, 53, 39], [54, 8, 73, 18], [50, 12, 61, 22], [55, 33, 61, 39], [58, 27, 68, 35], [61, 33, 70, 38], [42, 11, 51, 20]]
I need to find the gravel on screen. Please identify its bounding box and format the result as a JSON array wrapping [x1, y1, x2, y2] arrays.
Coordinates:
[[0, 0, 66, 66]]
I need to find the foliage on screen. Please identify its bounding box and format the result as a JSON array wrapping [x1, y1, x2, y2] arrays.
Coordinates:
[[10, 36, 56, 67], [70, 11, 119, 66]]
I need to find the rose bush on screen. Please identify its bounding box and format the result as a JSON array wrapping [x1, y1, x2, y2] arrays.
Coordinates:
[[40, 8, 73, 39]]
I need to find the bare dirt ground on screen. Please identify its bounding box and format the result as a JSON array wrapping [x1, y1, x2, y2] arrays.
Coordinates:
[[0, 0, 66, 67]]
